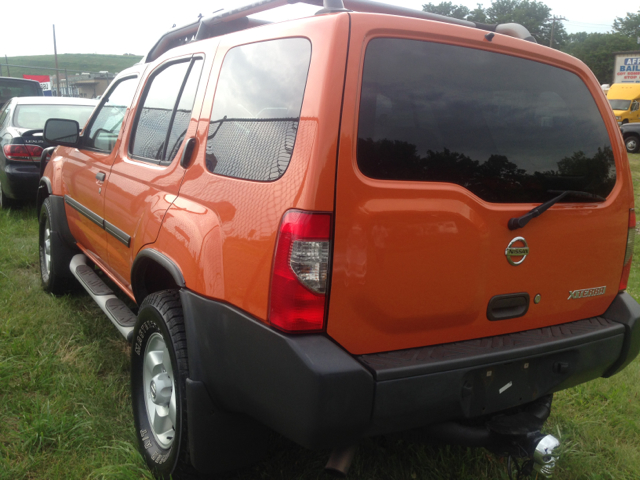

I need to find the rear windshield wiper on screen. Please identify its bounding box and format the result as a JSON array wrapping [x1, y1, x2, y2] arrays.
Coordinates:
[[508, 190, 606, 231]]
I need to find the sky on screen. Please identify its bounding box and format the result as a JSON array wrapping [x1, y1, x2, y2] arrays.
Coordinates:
[[1, 0, 637, 58]]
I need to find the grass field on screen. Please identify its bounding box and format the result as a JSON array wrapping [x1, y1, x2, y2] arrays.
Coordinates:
[[1, 158, 640, 479], [1, 54, 143, 79]]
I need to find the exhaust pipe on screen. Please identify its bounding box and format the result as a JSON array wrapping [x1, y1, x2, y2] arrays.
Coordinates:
[[324, 444, 357, 477]]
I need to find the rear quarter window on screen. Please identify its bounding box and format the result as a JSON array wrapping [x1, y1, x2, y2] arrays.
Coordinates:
[[205, 37, 311, 182], [357, 38, 615, 203]]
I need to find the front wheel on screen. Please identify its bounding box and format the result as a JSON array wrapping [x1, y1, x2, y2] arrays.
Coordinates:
[[626, 135, 640, 153], [131, 290, 194, 479], [39, 197, 77, 294]]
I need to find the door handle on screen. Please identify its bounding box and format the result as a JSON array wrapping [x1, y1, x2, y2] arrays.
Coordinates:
[[180, 137, 197, 169], [96, 172, 106, 182]]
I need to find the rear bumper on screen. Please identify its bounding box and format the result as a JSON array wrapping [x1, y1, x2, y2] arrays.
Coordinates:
[[1, 160, 40, 200], [181, 291, 640, 451]]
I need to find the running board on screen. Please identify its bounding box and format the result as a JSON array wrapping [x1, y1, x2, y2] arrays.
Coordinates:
[[70, 254, 136, 342]]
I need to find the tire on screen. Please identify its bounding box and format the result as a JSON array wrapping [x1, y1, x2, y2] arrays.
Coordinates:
[[39, 197, 76, 294], [0, 178, 12, 209], [131, 290, 195, 479], [626, 135, 640, 154]]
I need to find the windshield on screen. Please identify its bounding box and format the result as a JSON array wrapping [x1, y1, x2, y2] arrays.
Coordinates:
[[609, 99, 632, 111], [13, 104, 95, 130], [357, 38, 615, 203]]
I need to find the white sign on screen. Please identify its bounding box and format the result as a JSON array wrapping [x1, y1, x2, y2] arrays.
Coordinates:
[[614, 54, 640, 83]]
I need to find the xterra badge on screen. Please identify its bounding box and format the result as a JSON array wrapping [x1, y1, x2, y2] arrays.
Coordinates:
[[568, 286, 606, 300], [505, 237, 529, 266]]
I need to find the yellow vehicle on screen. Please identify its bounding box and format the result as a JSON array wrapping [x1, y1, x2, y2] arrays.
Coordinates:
[[607, 83, 640, 124]]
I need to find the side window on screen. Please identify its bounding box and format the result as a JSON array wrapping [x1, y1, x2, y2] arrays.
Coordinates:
[[130, 57, 203, 164], [206, 38, 311, 181], [633, 100, 639, 112], [85, 77, 138, 152]]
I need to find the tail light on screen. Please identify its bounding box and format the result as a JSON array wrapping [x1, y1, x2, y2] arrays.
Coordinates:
[[269, 210, 332, 333], [3, 144, 43, 161], [619, 208, 636, 292]]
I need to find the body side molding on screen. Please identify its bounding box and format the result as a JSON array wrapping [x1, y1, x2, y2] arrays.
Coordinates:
[[64, 194, 132, 247]]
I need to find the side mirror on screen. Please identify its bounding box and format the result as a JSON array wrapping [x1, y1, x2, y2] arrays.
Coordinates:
[[44, 118, 80, 147]]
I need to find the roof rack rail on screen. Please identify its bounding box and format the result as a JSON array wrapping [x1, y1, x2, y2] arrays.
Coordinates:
[[142, 0, 535, 64]]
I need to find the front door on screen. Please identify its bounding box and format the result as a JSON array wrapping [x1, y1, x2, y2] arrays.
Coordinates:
[[62, 75, 140, 262]]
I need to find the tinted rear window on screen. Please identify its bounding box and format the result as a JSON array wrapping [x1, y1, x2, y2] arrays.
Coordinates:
[[357, 38, 615, 203], [0, 79, 41, 105]]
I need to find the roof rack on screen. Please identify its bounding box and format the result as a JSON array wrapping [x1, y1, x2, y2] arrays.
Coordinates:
[[142, 0, 536, 64]]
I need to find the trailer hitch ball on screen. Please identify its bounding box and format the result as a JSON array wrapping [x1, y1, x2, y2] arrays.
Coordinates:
[[532, 434, 560, 478]]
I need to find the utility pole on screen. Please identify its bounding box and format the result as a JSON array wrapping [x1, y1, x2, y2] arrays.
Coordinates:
[[549, 16, 567, 49], [4, 55, 10, 76], [53, 24, 60, 96]]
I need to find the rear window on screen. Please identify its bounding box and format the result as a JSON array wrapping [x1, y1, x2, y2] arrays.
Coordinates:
[[13, 104, 95, 130], [357, 38, 615, 203], [0, 79, 41, 105]]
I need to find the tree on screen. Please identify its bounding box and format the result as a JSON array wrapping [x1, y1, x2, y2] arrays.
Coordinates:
[[562, 33, 638, 84], [422, 1, 470, 20], [484, 0, 567, 48], [613, 11, 640, 37], [422, 0, 567, 48]]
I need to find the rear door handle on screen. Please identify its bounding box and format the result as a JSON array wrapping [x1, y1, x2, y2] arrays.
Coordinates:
[[180, 137, 197, 169], [96, 172, 106, 182]]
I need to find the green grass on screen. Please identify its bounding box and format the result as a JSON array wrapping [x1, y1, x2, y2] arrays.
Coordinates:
[[1, 54, 143, 79], [2, 157, 640, 478]]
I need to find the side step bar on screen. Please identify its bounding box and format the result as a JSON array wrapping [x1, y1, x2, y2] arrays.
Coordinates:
[[70, 254, 136, 342]]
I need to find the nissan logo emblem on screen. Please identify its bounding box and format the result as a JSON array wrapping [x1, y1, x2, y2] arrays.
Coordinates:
[[505, 237, 529, 266]]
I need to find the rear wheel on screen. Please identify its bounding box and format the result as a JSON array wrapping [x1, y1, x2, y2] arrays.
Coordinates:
[[626, 135, 640, 153], [132, 290, 195, 479]]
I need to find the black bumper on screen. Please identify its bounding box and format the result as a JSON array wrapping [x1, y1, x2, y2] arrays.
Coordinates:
[[180, 291, 640, 453], [1, 160, 40, 200]]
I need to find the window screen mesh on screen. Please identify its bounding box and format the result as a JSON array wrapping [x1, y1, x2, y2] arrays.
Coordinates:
[[130, 58, 202, 163], [206, 118, 298, 181]]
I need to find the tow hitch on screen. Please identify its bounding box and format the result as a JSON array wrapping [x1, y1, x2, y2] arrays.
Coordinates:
[[417, 395, 560, 479], [502, 430, 560, 479]]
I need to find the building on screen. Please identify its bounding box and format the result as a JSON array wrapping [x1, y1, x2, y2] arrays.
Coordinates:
[[51, 71, 116, 98]]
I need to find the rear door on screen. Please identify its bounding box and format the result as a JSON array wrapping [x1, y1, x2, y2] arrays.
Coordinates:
[[327, 14, 632, 355], [103, 53, 208, 286]]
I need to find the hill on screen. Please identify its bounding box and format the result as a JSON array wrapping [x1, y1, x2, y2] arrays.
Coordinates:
[[0, 53, 143, 79]]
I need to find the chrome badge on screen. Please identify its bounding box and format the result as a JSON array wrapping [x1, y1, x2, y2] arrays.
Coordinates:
[[568, 286, 606, 300], [505, 236, 529, 266]]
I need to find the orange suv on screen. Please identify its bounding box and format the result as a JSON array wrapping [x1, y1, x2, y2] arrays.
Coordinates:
[[38, 1, 640, 478]]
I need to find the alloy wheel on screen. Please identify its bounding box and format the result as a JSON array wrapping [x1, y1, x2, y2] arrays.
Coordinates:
[[142, 332, 177, 449]]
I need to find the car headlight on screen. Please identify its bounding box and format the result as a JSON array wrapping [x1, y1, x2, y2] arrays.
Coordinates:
[[616, 116, 622, 120]]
